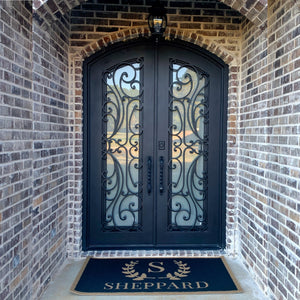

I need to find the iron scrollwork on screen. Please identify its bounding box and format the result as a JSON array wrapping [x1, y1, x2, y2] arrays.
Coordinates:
[[168, 59, 209, 231], [102, 58, 144, 231]]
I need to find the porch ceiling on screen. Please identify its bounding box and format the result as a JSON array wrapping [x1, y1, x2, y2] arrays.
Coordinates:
[[33, 0, 268, 30]]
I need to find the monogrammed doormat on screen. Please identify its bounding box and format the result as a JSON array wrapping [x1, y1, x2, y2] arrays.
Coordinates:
[[70, 257, 242, 295]]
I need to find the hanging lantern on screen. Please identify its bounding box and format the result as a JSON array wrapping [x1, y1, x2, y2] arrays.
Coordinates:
[[148, 0, 167, 38]]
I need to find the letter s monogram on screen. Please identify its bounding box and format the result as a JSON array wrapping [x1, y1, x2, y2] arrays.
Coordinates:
[[148, 262, 165, 273]]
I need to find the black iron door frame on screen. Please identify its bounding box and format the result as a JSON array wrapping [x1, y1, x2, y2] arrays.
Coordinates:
[[82, 39, 228, 250]]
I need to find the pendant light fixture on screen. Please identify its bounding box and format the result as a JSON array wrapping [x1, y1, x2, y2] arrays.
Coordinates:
[[148, 0, 167, 39]]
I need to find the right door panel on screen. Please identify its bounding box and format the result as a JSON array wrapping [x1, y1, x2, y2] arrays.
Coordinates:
[[156, 43, 227, 248]]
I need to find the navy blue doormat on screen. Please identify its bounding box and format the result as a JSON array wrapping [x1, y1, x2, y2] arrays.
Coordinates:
[[71, 257, 242, 295]]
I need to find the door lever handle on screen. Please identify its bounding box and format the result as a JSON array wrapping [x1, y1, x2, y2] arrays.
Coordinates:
[[159, 156, 164, 194], [147, 156, 152, 194]]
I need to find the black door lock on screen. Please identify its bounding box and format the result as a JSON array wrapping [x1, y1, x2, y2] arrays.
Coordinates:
[[158, 141, 165, 150]]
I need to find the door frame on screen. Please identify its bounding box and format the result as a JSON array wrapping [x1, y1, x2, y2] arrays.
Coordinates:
[[82, 38, 228, 251]]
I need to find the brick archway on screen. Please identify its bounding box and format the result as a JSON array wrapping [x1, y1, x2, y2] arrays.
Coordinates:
[[75, 26, 237, 65], [34, 0, 267, 29]]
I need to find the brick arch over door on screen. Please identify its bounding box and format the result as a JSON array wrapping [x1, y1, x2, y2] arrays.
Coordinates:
[[34, 0, 267, 29], [76, 26, 237, 65], [68, 31, 240, 257]]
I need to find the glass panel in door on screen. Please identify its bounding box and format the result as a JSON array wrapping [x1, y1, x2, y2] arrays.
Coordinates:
[[168, 60, 209, 231], [102, 59, 144, 231]]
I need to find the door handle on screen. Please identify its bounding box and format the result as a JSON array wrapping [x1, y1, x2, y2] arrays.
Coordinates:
[[159, 156, 164, 194], [147, 156, 152, 194]]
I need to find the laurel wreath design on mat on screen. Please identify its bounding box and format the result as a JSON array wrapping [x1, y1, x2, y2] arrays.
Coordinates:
[[165, 260, 191, 280], [122, 260, 191, 281], [122, 261, 149, 281]]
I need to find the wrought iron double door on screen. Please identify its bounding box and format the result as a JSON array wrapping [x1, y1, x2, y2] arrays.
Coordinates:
[[83, 40, 228, 249]]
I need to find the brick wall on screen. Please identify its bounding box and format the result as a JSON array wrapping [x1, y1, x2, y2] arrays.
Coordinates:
[[34, 0, 268, 29], [69, 0, 243, 56], [30, 10, 70, 300], [239, 16, 270, 294], [0, 1, 70, 299], [239, 0, 300, 299], [1, 0, 299, 300], [0, 1, 33, 299]]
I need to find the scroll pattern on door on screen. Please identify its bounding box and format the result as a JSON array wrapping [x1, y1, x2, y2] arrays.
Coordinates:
[[102, 58, 144, 231], [168, 59, 209, 231]]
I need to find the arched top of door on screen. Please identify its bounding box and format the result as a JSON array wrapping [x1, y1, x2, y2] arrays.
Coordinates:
[[33, 0, 267, 31]]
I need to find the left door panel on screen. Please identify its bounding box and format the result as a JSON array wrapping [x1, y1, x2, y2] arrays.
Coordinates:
[[84, 43, 155, 249]]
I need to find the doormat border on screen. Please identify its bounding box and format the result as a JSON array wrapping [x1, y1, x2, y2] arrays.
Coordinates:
[[70, 256, 243, 296]]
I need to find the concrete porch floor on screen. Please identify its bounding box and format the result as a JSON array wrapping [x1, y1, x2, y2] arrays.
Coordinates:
[[41, 256, 268, 300]]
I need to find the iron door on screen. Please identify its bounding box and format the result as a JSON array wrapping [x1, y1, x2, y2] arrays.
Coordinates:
[[83, 40, 228, 250]]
